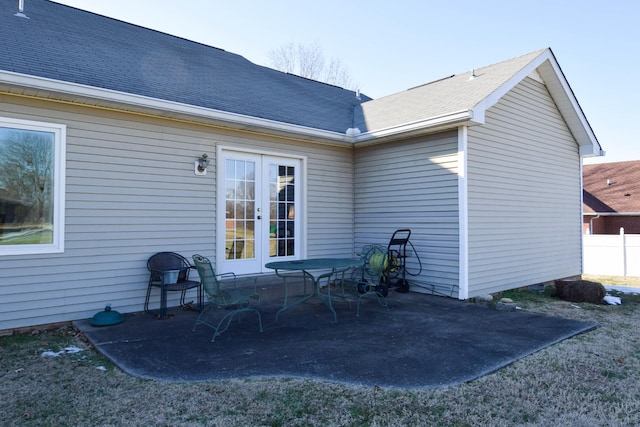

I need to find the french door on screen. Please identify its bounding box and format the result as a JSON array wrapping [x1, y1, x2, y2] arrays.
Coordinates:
[[218, 150, 302, 274]]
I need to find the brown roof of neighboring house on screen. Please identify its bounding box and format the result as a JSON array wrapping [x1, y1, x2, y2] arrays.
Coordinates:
[[583, 160, 640, 214]]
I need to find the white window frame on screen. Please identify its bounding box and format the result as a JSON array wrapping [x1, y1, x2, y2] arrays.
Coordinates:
[[0, 117, 66, 255]]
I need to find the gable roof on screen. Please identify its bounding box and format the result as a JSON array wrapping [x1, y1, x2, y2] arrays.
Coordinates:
[[355, 50, 546, 134], [0, 0, 602, 154], [583, 160, 640, 214], [354, 49, 602, 156]]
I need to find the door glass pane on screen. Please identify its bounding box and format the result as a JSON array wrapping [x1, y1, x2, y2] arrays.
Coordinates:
[[225, 159, 255, 260], [269, 164, 295, 257]]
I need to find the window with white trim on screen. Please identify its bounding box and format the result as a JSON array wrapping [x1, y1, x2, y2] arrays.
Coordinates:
[[0, 117, 65, 255]]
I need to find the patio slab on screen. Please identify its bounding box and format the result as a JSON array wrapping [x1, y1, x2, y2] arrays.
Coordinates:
[[75, 290, 596, 389]]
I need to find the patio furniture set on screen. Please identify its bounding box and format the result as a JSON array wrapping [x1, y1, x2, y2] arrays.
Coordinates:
[[145, 252, 375, 342], [143, 230, 415, 342]]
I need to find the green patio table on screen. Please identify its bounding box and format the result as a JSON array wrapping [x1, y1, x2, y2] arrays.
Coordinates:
[[265, 258, 364, 322]]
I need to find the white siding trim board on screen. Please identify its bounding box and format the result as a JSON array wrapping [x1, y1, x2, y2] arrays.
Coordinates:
[[458, 126, 469, 299]]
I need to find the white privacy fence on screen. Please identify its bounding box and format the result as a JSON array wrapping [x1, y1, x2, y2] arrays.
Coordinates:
[[583, 229, 640, 277]]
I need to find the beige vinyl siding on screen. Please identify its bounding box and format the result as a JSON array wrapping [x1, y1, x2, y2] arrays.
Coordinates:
[[299, 147, 354, 257], [0, 95, 355, 330], [354, 132, 460, 296], [466, 77, 582, 296]]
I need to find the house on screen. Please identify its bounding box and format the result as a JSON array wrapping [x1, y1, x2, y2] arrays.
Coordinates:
[[583, 160, 640, 234], [0, 0, 603, 331]]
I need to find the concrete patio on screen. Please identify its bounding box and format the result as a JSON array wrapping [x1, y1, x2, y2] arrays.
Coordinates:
[[75, 286, 596, 389]]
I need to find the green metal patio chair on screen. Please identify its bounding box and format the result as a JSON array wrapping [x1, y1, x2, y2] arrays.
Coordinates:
[[191, 254, 262, 342]]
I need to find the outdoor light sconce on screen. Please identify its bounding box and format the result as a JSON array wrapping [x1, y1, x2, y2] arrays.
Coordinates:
[[195, 153, 210, 175]]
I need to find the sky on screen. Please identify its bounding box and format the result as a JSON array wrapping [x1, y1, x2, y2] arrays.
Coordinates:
[[52, 0, 639, 164]]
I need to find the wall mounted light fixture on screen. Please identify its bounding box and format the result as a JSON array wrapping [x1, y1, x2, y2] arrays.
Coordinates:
[[195, 153, 210, 175]]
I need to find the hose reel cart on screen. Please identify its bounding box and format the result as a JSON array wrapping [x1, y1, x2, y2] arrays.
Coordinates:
[[355, 244, 390, 315], [382, 229, 412, 293], [354, 229, 419, 315]]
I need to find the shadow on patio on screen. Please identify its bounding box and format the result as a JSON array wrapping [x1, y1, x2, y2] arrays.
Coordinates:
[[75, 286, 596, 389]]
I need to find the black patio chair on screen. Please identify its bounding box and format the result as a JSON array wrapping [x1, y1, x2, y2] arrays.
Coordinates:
[[192, 254, 262, 342], [144, 252, 202, 319]]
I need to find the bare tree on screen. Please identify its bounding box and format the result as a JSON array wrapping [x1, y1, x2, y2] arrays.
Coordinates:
[[268, 42, 356, 90], [0, 130, 53, 224]]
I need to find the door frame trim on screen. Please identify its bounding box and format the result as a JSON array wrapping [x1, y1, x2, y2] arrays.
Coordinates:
[[216, 145, 308, 273]]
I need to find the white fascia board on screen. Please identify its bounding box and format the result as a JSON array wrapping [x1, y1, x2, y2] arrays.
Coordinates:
[[352, 109, 476, 144], [580, 142, 606, 157], [536, 55, 603, 157], [472, 49, 602, 157], [471, 50, 557, 116], [0, 70, 351, 144]]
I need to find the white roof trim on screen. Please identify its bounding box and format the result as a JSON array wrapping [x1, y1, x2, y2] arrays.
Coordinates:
[[472, 49, 602, 157], [353, 110, 476, 144], [0, 70, 351, 144]]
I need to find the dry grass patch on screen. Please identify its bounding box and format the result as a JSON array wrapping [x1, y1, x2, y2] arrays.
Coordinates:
[[2, 285, 640, 426], [582, 274, 640, 288]]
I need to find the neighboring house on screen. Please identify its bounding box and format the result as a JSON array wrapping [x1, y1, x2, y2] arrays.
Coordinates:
[[0, 0, 603, 331], [583, 160, 640, 234]]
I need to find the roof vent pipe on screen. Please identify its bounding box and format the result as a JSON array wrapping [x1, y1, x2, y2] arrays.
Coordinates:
[[15, 0, 29, 18]]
